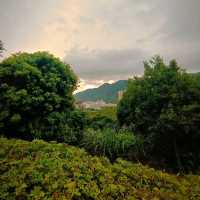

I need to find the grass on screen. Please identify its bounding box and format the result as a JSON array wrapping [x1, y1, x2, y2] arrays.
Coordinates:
[[0, 137, 200, 199], [85, 106, 117, 121]]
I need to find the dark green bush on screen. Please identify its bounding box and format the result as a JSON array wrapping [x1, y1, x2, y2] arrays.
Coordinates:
[[32, 110, 86, 145], [0, 52, 84, 143], [0, 138, 200, 200], [117, 56, 200, 171]]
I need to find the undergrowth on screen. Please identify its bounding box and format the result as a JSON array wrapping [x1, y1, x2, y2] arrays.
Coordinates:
[[0, 137, 200, 200]]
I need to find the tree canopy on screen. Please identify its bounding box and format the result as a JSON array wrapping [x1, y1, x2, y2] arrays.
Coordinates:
[[0, 52, 85, 143], [117, 56, 200, 171]]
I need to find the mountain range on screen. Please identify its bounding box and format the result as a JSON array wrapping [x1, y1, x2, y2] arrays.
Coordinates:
[[75, 72, 200, 103], [75, 80, 128, 103]]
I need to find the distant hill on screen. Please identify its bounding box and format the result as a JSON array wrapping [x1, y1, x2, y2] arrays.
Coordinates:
[[75, 80, 128, 103], [75, 72, 200, 103]]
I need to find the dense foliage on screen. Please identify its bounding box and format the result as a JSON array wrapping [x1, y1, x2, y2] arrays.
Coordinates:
[[0, 138, 200, 200], [117, 56, 200, 171], [85, 107, 117, 129], [75, 80, 127, 103], [0, 52, 84, 144], [87, 116, 116, 130]]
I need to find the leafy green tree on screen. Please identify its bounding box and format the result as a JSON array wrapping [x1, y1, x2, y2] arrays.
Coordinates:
[[117, 56, 200, 171], [0, 51, 84, 143]]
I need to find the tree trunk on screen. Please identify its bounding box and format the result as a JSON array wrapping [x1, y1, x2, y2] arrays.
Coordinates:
[[173, 138, 182, 171]]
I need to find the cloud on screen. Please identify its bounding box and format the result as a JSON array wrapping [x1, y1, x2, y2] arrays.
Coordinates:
[[158, 0, 200, 42], [0, 0, 200, 87], [65, 48, 150, 80], [75, 79, 111, 93], [149, 0, 200, 71], [0, 0, 62, 55]]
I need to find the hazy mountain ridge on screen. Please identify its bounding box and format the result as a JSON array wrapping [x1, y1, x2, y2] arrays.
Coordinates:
[[75, 80, 128, 103]]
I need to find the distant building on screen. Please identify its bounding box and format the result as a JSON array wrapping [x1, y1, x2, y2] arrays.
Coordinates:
[[118, 90, 124, 101], [76, 100, 116, 109]]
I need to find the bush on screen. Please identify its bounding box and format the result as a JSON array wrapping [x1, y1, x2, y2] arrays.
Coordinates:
[[0, 52, 84, 143], [87, 116, 117, 130], [32, 110, 86, 145], [0, 138, 200, 200], [85, 107, 117, 129], [81, 128, 137, 160], [117, 56, 200, 171]]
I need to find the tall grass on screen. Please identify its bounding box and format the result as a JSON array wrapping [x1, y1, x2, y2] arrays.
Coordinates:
[[81, 128, 136, 159]]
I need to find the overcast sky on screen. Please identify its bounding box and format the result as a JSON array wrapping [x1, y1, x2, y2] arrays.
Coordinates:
[[0, 0, 200, 91]]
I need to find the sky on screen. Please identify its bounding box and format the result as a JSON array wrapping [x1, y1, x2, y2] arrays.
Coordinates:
[[0, 0, 200, 91]]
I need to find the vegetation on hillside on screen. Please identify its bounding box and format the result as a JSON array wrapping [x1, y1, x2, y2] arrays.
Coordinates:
[[75, 80, 128, 103], [0, 138, 200, 200], [85, 106, 117, 121], [118, 56, 200, 171]]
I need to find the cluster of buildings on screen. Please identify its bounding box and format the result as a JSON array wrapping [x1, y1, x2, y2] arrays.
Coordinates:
[[76, 90, 124, 110], [76, 100, 116, 110]]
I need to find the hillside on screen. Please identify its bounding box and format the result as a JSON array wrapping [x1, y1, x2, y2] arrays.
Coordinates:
[[0, 138, 200, 200], [75, 80, 128, 103]]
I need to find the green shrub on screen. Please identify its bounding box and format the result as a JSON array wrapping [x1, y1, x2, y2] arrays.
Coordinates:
[[117, 56, 200, 171], [0, 138, 200, 200], [85, 107, 117, 129], [0, 52, 85, 143], [81, 128, 137, 159], [32, 110, 86, 145]]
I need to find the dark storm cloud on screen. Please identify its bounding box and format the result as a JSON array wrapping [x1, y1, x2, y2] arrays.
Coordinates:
[[64, 0, 200, 80], [158, 0, 200, 42], [65, 48, 150, 80], [153, 0, 200, 72]]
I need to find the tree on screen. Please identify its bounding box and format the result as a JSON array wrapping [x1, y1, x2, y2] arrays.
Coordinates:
[[117, 56, 200, 171], [0, 40, 5, 56], [0, 51, 84, 143]]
